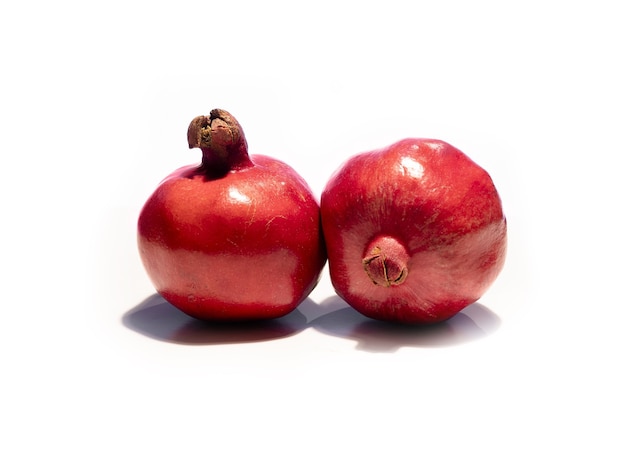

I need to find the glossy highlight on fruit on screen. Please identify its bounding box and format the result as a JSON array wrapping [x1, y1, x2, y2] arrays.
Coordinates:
[[138, 109, 326, 321], [320, 138, 507, 324]]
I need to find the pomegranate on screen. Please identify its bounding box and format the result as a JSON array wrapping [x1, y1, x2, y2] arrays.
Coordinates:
[[320, 138, 507, 324], [137, 109, 326, 321]]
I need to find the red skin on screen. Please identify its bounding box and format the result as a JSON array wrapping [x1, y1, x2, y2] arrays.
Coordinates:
[[138, 110, 326, 321], [321, 138, 507, 324]]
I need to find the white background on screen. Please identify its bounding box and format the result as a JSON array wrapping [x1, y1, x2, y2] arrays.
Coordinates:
[[2, 1, 624, 468]]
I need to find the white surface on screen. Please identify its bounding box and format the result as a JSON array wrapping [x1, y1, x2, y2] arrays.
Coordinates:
[[2, 1, 625, 468]]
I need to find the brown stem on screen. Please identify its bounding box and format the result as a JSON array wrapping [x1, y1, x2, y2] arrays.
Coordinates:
[[187, 109, 252, 176]]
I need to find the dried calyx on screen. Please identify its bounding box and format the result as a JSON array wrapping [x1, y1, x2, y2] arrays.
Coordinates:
[[362, 235, 409, 287], [187, 109, 251, 175]]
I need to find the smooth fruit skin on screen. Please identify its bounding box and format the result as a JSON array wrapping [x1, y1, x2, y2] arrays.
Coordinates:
[[138, 110, 326, 321], [321, 138, 507, 324]]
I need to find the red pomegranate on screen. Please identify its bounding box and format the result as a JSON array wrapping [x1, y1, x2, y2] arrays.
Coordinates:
[[320, 138, 507, 324], [137, 109, 326, 321]]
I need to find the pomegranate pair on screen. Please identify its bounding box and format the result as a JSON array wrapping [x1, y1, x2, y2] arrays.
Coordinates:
[[138, 109, 506, 324]]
